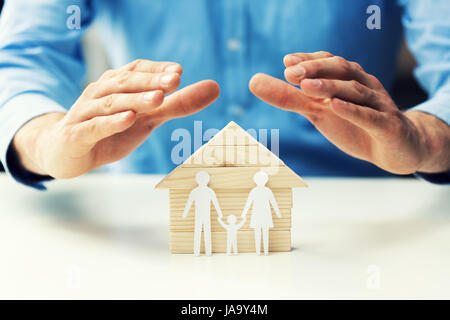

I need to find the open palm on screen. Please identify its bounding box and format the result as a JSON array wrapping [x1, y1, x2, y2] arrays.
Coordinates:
[[249, 51, 428, 174]]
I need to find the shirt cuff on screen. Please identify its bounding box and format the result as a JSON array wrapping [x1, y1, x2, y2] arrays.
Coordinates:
[[415, 171, 450, 185], [0, 93, 67, 190], [408, 92, 450, 184], [410, 92, 450, 126]]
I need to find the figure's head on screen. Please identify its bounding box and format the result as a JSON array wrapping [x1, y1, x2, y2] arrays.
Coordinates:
[[227, 215, 237, 224], [195, 171, 210, 186], [253, 171, 268, 186]]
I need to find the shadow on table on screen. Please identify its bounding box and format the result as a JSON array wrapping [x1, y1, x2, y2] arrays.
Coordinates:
[[25, 190, 169, 253], [292, 188, 450, 257], [356, 191, 450, 248]]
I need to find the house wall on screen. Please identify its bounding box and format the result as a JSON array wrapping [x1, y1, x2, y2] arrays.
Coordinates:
[[169, 188, 292, 253], [157, 166, 306, 189]]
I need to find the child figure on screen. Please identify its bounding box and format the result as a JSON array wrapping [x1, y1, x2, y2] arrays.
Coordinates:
[[218, 215, 246, 255]]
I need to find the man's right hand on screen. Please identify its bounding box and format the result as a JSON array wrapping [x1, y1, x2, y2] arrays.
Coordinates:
[[12, 59, 220, 179]]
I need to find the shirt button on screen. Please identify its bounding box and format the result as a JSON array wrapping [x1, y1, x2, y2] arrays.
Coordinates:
[[229, 104, 244, 117], [227, 38, 241, 51]]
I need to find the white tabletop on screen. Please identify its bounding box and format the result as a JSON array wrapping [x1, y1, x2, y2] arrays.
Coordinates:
[[0, 173, 449, 299]]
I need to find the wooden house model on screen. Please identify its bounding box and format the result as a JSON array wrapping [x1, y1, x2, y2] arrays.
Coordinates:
[[155, 121, 307, 254]]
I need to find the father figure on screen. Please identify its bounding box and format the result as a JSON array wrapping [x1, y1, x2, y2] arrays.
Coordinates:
[[182, 171, 223, 256]]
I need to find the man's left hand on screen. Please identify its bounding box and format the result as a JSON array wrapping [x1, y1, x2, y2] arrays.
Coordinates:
[[249, 51, 450, 175]]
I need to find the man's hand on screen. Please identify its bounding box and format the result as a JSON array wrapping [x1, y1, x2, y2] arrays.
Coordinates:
[[249, 51, 450, 175], [13, 59, 220, 178]]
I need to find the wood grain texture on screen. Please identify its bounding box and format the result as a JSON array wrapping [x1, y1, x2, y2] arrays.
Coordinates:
[[206, 121, 259, 146], [170, 230, 291, 253], [182, 145, 284, 167], [170, 208, 291, 232], [169, 188, 292, 209], [156, 166, 307, 189]]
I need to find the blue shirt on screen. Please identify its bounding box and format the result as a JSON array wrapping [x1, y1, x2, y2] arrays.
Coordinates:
[[0, 0, 449, 189]]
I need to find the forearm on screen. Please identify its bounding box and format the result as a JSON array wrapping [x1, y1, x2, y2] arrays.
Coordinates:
[[182, 200, 193, 218], [12, 112, 66, 176], [214, 205, 223, 218], [405, 111, 450, 173]]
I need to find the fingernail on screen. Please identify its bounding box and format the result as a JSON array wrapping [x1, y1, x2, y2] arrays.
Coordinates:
[[285, 55, 302, 65], [120, 111, 132, 119], [160, 73, 176, 87], [335, 98, 347, 105], [288, 65, 306, 78], [164, 64, 180, 73], [309, 79, 322, 88], [143, 91, 158, 102]]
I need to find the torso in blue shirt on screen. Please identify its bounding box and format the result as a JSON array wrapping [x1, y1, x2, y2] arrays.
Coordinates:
[[92, 0, 403, 176]]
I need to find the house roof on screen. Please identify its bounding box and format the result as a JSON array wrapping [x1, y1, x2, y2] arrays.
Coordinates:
[[155, 121, 307, 189]]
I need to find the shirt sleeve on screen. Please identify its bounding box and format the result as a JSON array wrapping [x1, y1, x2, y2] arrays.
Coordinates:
[[0, 0, 94, 189], [400, 0, 450, 183]]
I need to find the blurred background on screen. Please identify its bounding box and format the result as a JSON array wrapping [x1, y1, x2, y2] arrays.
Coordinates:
[[0, 1, 427, 172]]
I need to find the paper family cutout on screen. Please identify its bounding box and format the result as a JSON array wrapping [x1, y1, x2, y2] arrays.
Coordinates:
[[182, 170, 281, 256], [182, 171, 222, 256]]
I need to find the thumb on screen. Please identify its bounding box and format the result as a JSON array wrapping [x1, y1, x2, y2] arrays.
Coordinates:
[[146, 80, 220, 123]]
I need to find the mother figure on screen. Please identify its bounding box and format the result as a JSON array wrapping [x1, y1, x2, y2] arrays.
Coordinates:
[[242, 171, 282, 255]]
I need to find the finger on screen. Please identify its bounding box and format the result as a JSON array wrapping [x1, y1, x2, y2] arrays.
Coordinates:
[[119, 59, 183, 75], [283, 51, 334, 67], [75, 110, 137, 147], [93, 71, 180, 98], [300, 78, 382, 109], [284, 56, 379, 89], [330, 98, 387, 136], [76, 90, 164, 121], [249, 73, 324, 116], [146, 80, 220, 122]]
